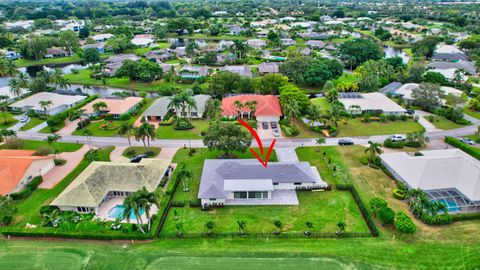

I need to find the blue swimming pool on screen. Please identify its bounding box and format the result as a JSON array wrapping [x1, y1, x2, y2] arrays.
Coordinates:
[[108, 205, 145, 220], [436, 198, 462, 212]]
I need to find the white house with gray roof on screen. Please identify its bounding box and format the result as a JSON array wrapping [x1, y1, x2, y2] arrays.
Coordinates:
[[143, 94, 211, 121], [198, 159, 327, 207]]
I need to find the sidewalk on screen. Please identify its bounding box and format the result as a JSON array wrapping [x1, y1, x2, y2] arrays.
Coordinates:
[[109, 146, 127, 161], [415, 111, 441, 132]]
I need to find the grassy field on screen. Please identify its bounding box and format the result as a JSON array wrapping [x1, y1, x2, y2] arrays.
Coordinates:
[[157, 119, 210, 139], [170, 148, 277, 202], [8, 146, 113, 226], [337, 118, 424, 137], [0, 139, 83, 152], [464, 107, 480, 120], [311, 97, 331, 113], [332, 73, 358, 86], [423, 115, 469, 130], [122, 146, 161, 158], [18, 117, 45, 131], [161, 190, 368, 235], [15, 55, 83, 67], [0, 113, 18, 129]]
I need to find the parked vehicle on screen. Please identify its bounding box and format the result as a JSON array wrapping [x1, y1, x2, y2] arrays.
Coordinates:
[[406, 109, 415, 115], [338, 138, 354, 145], [270, 122, 278, 129], [19, 116, 29, 123], [262, 122, 268, 129], [389, 134, 406, 142], [130, 154, 147, 163], [272, 129, 279, 137], [460, 137, 476, 145]]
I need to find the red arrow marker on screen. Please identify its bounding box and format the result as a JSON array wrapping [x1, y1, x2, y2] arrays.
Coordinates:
[[238, 119, 276, 168]]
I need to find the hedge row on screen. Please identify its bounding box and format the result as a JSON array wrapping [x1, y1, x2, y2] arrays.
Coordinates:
[[444, 136, 480, 160], [452, 212, 480, 221], [336, 184, 379, 237], [1, 227, 152, 240], [10, 176, 43, 200], [46, 95, 97, 131]]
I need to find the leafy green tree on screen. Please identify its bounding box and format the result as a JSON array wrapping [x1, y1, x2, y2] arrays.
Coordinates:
[[79, 26, 90, 39], [203, 122, 252, 157], [82, 48, 100, 65], [116, 59, 162, 83], [19, 35, 49, 60], [395, 212, 416, 234], [253, 74, 288, 95], [274, 219, 283, 234], [279, 55, 311, 84], [423, 72, 447, 85], [58, 30, 80, 54], [338, 38, 382, 68], [279, 84, 311, 113], [407, 63, 426, 83], [304, 61, 332, 86], [412, 36, 441, 59], [205, 220, 216, 235], [0, 195, 17, 226], [208, 71, 242, 98], [105, 35, 134, 53], [411, 83, 444, 111]]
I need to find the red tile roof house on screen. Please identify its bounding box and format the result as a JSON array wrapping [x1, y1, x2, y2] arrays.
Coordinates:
[[82, 97, 143, 119], [221, 95, 282, 123], [0, 150, 55, 195]]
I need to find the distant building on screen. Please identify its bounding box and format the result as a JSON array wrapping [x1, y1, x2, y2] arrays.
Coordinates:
[[10, 92, 86, 115]]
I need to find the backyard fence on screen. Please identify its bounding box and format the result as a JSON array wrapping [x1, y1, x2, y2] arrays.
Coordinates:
[[155, 174, 181, 237], [336, 184, 379, 237], [160, 231, 373, 239]]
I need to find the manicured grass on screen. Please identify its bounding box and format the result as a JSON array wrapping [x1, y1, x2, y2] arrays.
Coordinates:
[[423, 115, 469, 130], [156, 119, 210, 139], [337, 118, 424, 137], [0, 113, 19, 129], [0, 139, 83, 153], [122, 146, 161, 158], [9, 146, 113, 226], [332, 73, 359, 86], [465, 134, 480, 143], [311, 97, 331, 113], [170, 148, 277, 202], [164, 59, 180, 64], [161, 191, 368, 235], [15, 55, 83, 67], [464, 107, 480, 120], [18, 117, 45, 131]]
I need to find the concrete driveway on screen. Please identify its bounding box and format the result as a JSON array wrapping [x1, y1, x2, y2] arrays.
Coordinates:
[[58, 119, 80, 135]]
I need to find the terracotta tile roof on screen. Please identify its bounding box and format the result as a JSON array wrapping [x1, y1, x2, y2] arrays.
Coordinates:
[[221, 95, 282, 117], [82, 97, 142, 115], [0, 150, 53, 195]]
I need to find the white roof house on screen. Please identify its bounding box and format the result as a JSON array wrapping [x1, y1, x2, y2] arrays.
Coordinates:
[[394, 83, 464, 105], [339, 92, 407, 115], [10, 92, 86, 115], [381, 149, 480, 211], [131, 35, 154, 47], [0, 86, 24, 101], [91, 33, 114, 42], [435, 44, 463, 55]]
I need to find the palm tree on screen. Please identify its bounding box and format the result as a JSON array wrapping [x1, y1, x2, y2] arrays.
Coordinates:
[[182, 91, 197, 120], [205, 99, 222, 121], [175, 221, 184, 237], [0, 59, 17, 77], [39, 100, 53, 115], [0, 128, 16, 142], [50, 69, 64, 88], [304, 220, 314, 235], [205, 220, 216, 235], [282, 99, 300, 126], [118, 122, 134, 146], [233, 40, 248, 59], [274, 219, 283, 234], [244, 100, 257, 119], [167, 95, 183, 116], [8, 78, 23, 98], [133, 126, 147, 148], [336, 221, 346, 234], [233, 100, 244, 118], [41, 209, 59, 227], [92, 101, 108, 116], [17, 72, 29, 88], [237, 219, 247, 235], [365, 141, 382, 165], [82, 129, 93, 148], [175, 165, 194, 192], [57, 77, 71, 90], [141, 122, 156, 147], [122, 193, 146, 234], [135, 187, 159, 232], [0, 95, 9, 124], [45, 133, 62, 158]]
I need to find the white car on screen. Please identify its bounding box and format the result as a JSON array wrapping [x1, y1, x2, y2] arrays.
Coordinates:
[[460, 137, 475, 145], [19, 116, 29, 123], [272, 129, 280, 137], [389, 134, 406, 142]]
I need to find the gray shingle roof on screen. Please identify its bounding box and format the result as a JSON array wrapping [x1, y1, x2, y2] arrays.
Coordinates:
[[198, 159, 318, 199], [428, 61, 476, 75], [381, 82, 403, 94]]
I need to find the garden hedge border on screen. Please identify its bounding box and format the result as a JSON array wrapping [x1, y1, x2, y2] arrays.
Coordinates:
[[444, 136, 480, 160]]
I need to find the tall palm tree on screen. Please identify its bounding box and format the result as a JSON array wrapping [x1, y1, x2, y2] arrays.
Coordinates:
[[237, 219, 247, 235], [233, 100, 244, 118], [8, 78, 23, 98], [365, 141, 382, 165], [50, 69, 64, 88], [140, 122, 156, 147], [0, 95, 9, 124], [244, 100, 257, 119], [336, 221, 346, 234], [119, 121, 134, 146], [205, 99, 222, 121], [46, 133, 62, 158], [57, 77, 71, 90], [82, 129, 93, 148], [92, 101, 108, 116], [175, 165, 194, 192], [167, 95, 183, 116], [134, 187, 159, 232], [122, 193, 145, 233], [39, 100, 53, 115], [281, 99, 300, 126], [0, 128, 16, 142], [16, 72, 29, 88]]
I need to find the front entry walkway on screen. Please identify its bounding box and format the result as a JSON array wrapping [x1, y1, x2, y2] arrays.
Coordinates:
[[226, 190, 299, 205], [275, 147, 299, 162]]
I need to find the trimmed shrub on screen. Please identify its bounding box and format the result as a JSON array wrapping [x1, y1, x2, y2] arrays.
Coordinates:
[[393, 189, 406, 200], [34, 146, 53, 156], [76, 118, 91, 130], [452, 212, 480, 221], [404, 141, 421, 148], [359, 156, 369, 166], [4, 138, 24, 149], [10, 187, 32, 200], [395, 212, 416, 234], [414, 152, 424, 156], [383, 138, 404, 149], [40, 205, 59, 215], [54, 159, 67, 166], [173, 118, 194, 130], [144, 150, 155, 157], [378, 207, 395, 226], [125, 149, 136, 157], [445, 136, 480, 160], [369, 197, 388, 217]]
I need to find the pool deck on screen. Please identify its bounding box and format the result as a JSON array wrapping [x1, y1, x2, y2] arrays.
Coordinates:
[[96, 197, 158, 224]]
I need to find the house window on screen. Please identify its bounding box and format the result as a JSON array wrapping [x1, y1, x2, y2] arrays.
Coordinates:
[[191, 112, 198, 117], [273, 182, 278, 186], [234, 192, 247, 199], [181, 112, 187, 117], [248, 191, 268, 199], [294, 182, 302, 185], [209, 198, 216, 201]]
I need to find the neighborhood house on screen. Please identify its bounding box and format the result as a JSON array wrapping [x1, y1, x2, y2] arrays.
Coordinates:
[[82, 97, 143, 118], [10, 92, 86, 115], [339, 92, 407, 115], [143, 94, 211, 121], [221, 94, 282, 123]]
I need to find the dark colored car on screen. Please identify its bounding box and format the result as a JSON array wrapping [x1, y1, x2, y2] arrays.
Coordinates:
[[262, 122, 269, 129], [271, 122, 278, 129], [406, 109, 415, 115], [130, 154, 147, 163], [338, 138, 354, 145]]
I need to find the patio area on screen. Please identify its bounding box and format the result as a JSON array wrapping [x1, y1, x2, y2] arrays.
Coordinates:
[[96, 196, 158, 224], [226, 190, 299, 205]]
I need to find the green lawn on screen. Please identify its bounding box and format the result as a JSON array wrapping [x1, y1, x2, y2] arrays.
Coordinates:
[[170, 148, 277, 202], [337, 118, 424, 137], [9, 146, 113, 226], [464, 107, 480, 120], [0, 139, 83, 153], [18, 117, 45, 131], [15, 55, 83, 67], [161, 191, 368, 235], [311, 97, 332, 113], [156, 119, 210, 139], [0, 113, 19, 129], [122, 146, 161, 158], [423, 115, 469, 130], [332, 73, 358, 86]]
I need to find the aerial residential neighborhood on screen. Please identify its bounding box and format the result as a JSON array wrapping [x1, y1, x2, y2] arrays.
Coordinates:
[[0, 0, 479, 269]]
